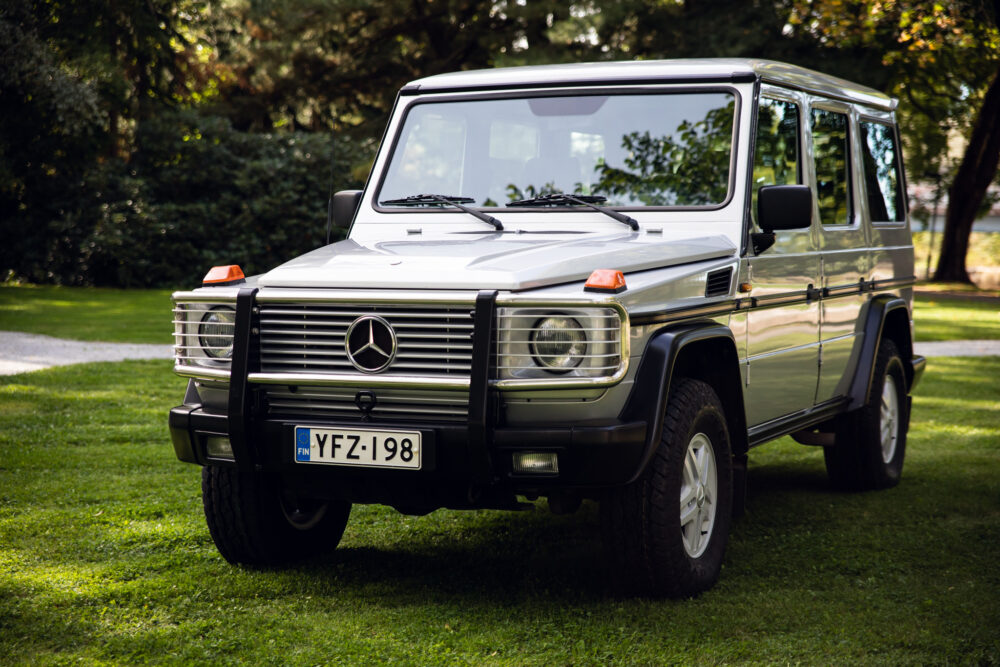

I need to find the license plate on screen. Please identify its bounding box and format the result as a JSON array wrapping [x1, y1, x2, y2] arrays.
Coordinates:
[[294, 426, 421, 470]]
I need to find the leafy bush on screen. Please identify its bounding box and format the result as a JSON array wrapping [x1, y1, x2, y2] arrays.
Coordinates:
[[3, 111, 375, 287]]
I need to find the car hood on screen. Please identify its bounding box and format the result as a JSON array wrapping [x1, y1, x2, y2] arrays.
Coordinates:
[[258, 231, 737, 291]]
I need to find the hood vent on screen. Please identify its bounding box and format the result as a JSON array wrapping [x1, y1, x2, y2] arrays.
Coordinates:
[[705, 268, 733, 297]]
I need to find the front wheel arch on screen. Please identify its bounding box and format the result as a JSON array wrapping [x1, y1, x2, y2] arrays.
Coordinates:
[[619, 323, 749, 485]]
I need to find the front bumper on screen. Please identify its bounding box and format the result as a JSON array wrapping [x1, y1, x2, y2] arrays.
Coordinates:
[[169, 404, 648, 491]]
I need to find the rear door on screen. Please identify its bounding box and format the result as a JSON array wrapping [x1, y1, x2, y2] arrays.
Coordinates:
[[810, 101, 869, 402]]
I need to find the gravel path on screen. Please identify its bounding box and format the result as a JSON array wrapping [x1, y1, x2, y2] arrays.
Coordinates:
[[912, 340, 1000, 357], [0, 330, 997, 377], [0, 331, 173, 376]]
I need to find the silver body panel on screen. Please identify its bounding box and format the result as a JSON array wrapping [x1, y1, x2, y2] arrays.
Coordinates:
[[174, 58, 914, 439]]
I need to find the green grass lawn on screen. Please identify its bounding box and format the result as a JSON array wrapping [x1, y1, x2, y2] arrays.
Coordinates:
[[913, 292, 1000, 342], [1, 358, 997, 664], [0, 285, 175, 344]]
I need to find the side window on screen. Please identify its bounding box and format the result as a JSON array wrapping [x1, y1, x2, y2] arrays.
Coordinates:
[[811, 108, 852, 225], [860, 121, 905, 222], [752, 97, 800, 226]]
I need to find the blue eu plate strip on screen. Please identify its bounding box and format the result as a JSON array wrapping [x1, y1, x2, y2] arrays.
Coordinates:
[[295, 428, 311, 462]]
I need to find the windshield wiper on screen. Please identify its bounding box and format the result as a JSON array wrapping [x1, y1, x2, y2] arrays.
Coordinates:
[[380, 194, 503, 231], [506, 193, 638, 231]]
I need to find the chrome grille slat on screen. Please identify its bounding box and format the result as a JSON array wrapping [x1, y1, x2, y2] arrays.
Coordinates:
[[261, 308, 471, 319], [257, 302, 475, 379]]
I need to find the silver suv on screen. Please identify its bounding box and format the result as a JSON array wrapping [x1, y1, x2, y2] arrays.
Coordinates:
[[169, 59, 926, 597]]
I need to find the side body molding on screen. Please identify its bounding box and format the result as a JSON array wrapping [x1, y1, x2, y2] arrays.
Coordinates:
[[619, 322, 749, 486]]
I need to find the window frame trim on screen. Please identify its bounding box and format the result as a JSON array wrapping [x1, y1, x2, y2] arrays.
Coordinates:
[[749, 91, 804, 231], [856, 112, 908, 228], [371, 85, 744, 215], [807, 99, 860, 232]]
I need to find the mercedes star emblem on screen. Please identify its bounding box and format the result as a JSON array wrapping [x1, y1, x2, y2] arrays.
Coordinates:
[[345, 315, 397, 373]]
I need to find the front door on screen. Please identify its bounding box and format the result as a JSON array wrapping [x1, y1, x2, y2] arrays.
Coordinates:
[[745, 90, 820, 426]]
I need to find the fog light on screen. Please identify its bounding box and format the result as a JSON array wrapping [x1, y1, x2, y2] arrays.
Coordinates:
[[204, 435, 234, 460], [512, 451, 559, 474]]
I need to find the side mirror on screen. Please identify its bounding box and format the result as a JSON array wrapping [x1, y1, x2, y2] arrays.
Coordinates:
[[332, 190, 363, 229], [757, 185, 812, 233]]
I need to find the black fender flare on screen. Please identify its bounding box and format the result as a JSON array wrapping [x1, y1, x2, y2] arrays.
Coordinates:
[[618, 321, 749, 485], [848, 296, 921, 411]]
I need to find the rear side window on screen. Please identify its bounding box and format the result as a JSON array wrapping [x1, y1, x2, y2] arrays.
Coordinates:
[[860, 121, 905, 222], [752, 97, 800, 226], [811, 108, 852, 225]]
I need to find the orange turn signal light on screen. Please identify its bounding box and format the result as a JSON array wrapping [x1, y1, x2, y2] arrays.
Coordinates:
[[203, 265, 246, 286], [584, 269, 627, 294]]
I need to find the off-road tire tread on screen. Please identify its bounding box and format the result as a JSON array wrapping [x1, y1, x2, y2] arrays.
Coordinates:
[[602, 378, 733, 598], [201, 466, 349, 566]]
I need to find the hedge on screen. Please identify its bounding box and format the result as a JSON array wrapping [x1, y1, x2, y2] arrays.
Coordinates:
[[1, 111, 375, 287]]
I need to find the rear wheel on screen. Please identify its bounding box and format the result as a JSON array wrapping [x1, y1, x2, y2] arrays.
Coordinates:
[[202, 466, 351, 566], [825, 338, 908, 490], [601, 378, 733, 598]]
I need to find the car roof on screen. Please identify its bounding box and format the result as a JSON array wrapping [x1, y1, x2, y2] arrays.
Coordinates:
[[404, 58, 895, 111]]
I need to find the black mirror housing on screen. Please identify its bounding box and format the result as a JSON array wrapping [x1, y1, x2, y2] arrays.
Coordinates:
[[332, 190, 363, 229], [757, 185, 812, 232]]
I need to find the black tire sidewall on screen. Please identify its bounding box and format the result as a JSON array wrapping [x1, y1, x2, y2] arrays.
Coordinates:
[[826, 338, 908, 491], [202, 465, 351, 566], [862, 350, 908, 487], [651, 387, 733, 593]]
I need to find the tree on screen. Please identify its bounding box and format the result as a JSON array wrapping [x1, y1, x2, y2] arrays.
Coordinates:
[[783, 0, 1000, 283], [207, 1, 582, 135], [0, 1, 104, 281], [582, 0, 998, 282]]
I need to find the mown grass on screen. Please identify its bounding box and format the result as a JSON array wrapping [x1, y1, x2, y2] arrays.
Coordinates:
[[1, 358, 998, 664], [913, 293, 1000, 342], [0, 285, 175, 344]]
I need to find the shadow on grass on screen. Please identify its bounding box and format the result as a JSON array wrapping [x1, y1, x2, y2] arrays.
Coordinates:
[[288, 506, 612, 603]]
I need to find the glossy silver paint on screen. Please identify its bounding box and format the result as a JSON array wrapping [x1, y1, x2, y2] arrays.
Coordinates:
[[172, 59, 914, 439], [257, 233, 738, 292]]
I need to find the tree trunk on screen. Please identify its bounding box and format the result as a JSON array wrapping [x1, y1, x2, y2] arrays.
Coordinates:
[[933, 63, 1000, 283]]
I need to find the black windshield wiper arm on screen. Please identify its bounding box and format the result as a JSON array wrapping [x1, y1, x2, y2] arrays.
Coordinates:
[[380, 194, 503, 230], [506, 193, 638, 231]]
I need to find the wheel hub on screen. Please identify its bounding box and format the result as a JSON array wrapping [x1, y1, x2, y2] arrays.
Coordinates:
[[880, 374, 900, 464], [680, 432, 718, 559]]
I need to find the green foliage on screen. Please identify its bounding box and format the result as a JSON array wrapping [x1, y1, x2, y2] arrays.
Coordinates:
[[83, 111, 374, 287], [594, 102, 735, 206], [211, 0, 568, 134], [0, 2, 105, 283], [1, 357, 998, 663], [4, 111, 375, 287]]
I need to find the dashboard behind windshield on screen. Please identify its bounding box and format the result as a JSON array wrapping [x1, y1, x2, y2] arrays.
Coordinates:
[[377, 90, 737, 210]]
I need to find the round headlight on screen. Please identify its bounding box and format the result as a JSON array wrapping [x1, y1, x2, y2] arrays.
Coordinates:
[[199, 306, 236, 359], [530, 317, 586, 373]]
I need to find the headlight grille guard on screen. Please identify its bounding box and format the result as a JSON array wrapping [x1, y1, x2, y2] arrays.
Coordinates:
[[172, 290, 241, 381], [493, 296, 630, 390], [171, 290, 629, 390]]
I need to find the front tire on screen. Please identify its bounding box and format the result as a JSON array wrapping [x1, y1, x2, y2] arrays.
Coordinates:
[[201, 466, 351, 566], [824, 338, 909, 490], [601, 378, 733, 598]]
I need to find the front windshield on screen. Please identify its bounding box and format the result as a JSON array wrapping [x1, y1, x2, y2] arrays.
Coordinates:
[[378, 91, 736, 209]]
